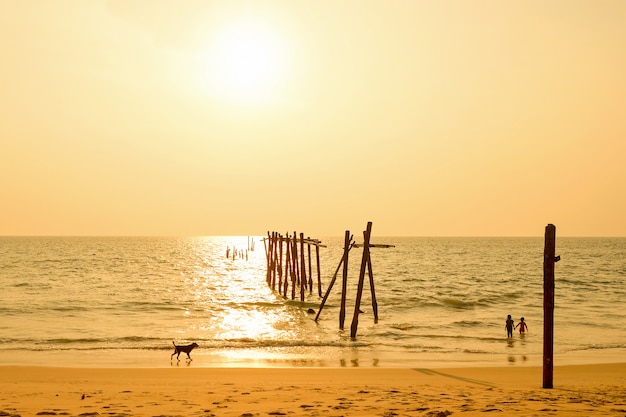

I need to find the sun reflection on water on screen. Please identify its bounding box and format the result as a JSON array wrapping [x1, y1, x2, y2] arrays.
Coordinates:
[[219, 308, 287, 341], [181, 236, 308, 346]]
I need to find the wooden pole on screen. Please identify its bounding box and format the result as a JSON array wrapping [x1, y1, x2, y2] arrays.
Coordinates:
[[543, 223, 556, 389], [350, 222, 372, 338], [265, 232, 272, 285], [291, 235, 298, 300], [315, 244, 322, 297], [307, 239, 313, 293], [292, 232, 299, 285], [277, 234, 283, 290], [300, 233, 307, 302], [367, 251, 378, 323], [339, 230, 351, 330], [283, 235, 291, 298], [270, 232, 277, 289], [315, 232, 353, 322]]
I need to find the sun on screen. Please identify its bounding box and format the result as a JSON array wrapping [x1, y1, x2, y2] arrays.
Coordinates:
[[201, 19, 290, 106]]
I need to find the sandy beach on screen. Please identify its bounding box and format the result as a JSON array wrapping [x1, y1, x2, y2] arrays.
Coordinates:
[[1, 364, 625, 417]]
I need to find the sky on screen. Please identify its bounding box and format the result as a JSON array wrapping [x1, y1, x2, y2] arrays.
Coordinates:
[[1, 1, 625, 237]]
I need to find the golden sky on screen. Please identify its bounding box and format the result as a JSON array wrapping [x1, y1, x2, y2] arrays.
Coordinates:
[[1, 1, 625, 237]]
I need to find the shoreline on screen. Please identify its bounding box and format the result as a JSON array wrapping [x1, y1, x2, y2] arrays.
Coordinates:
[[1, 364, 625, 416], [1, 346, 625, 370]]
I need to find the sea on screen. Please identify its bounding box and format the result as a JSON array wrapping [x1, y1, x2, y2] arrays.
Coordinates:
[[1, 236, 625, 368]]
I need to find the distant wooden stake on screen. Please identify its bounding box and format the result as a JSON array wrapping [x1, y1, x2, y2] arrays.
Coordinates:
[[350, 222, 372, 338], [543, 224, 556, 389]]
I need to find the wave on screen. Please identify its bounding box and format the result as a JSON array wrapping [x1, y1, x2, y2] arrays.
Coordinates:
[[441, 298, 485, 309], [565, 343, 626, 352], [389, 323, 419, 331], [373, 332, 506, 344], [0, 336, 373, 352], [453, 320, 484, 326], [50, 305, 90, 312]]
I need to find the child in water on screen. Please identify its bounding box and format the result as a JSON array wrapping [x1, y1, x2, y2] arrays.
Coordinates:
[[505, 314, 514, 338], [515, 317, 528, 334]]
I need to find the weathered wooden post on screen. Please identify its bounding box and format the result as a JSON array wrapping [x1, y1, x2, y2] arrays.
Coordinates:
[[315, 244, 322, 297], [543, 223, 557, 389], [367, 250, 379, 324], [262, 231, 323, 302], [284, 234, 291, 297], [299, 233, 307, 301], [277, 234, 284, 290], [315, 231, 353, 322], [265, 232, 272, 285], [271, 232, 278, 289], [350, 222, 372, 338], [307, 239, 313, 293], [291, 234, 298, 300], [339, 230, 351, 330]]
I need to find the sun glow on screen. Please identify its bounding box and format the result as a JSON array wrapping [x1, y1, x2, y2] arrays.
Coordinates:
[[201, 19, 290, 106]]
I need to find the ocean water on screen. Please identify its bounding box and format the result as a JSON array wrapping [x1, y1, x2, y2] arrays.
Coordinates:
[[1, 236, 625, 368]]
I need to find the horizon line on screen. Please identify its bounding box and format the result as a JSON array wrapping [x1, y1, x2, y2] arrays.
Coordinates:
[[1, 234, 624, 239]]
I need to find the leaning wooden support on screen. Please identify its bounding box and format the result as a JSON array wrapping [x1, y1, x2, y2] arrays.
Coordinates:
[[350, 222, 373, 338], [315, 231, 354, 322], [356, 237, 390, 322], [367, 249, 379, 323]]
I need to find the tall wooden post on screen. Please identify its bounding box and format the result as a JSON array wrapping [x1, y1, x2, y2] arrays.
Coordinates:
[[350, 221, 372, 338], [543, 224, 556, 389]]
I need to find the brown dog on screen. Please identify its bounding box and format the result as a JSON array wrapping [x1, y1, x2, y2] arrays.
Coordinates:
[[171, 341, 198, 361]]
